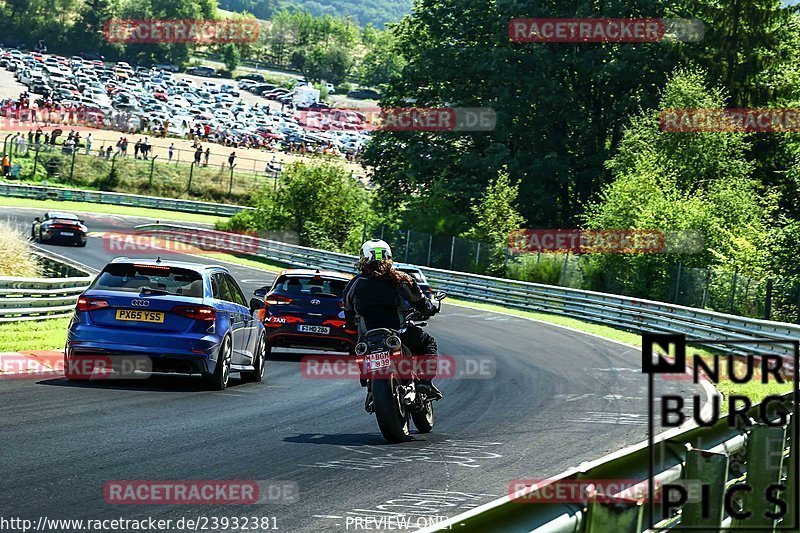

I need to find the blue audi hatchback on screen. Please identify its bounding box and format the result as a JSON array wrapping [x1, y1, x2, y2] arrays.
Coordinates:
[[66, 258, 266, 389]]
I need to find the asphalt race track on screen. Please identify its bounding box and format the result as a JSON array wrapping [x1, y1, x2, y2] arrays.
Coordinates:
[[0, 207, 703, 531]]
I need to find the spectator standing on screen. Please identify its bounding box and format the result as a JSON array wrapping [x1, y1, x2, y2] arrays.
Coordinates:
[[143, 138, 151, 158], [134, 139, 142, 159], [168, 143, 175, 162], [105, 146, 112, 160], [228, 151, 236, 169], [194, 146, 202, 165], [2, 154, 9, 176], [204, 147, 210, 167], [85, 133, 92, 155]]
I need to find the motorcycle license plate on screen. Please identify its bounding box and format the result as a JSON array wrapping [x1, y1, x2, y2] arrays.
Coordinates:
[[365, 351, 391, 372]]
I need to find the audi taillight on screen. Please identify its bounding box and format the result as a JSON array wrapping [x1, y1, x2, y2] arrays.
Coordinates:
[[172, 305, 216, 321], [266, 295, 292, 306], [76, 296, 108, 312]]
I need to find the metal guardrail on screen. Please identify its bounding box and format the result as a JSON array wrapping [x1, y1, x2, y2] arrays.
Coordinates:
[[0, 183, 252, 217], [418, 392, 796, 532], [0, 277, 92, 322], [0, 251, 94, 322], [136, 223, 800, 365]]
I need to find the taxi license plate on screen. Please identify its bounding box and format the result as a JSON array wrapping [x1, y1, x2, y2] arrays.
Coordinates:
[[115, 309, 164, 323], [365, 351, 391, 372], [298, 325, 330, 334], [61, 232, 74, 236]]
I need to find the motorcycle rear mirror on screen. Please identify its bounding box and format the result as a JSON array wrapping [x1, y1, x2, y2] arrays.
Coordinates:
[[434, 291, 447, 301], [249, 297, 265, 314], [253, 287, 267, 298]]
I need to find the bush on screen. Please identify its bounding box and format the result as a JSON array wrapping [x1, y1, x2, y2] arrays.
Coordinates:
[[221, 160, 375, 253], [506, 254, 563, 285]]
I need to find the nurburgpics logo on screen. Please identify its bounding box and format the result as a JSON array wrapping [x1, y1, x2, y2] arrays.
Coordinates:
[[643, 333, 798, 530]]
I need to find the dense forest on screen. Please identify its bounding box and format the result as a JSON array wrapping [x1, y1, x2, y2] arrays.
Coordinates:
[[218, 0, 411, 27]]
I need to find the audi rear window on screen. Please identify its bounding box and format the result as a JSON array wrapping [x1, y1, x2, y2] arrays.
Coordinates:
[[273, 275, 347, 297], [91, 264, 204, 297]]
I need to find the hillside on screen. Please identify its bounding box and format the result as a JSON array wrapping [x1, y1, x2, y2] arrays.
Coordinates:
[[218, 0, 412, 26]]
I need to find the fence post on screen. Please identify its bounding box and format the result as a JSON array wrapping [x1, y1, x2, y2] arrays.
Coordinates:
[[31, 141, 40, 178], [69, 149, 77, 181], [148, 155, 158, 189], [763, 279, 773, 320], [109, 152, 118, 178], [673, 262, 683, 303], [729, 268, 738, 313], [404, 229, 411, 262], [559, 252, 569, 286], [475, 242, 481, 268], [2, 133, 13, 157], [361, 222, 367, 244], [449, 236, 456, 270], [188, 161, 195, 195], [229, 164, 236, 196], [427, 234, 433, 266], [701, 268, 710, 309]]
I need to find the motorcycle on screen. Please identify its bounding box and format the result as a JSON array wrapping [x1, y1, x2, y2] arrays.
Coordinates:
[[354, 291, 447, 443]]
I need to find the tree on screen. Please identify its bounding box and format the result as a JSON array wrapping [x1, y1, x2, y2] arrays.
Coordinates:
[[221, 43, 241, 73], [462, 167, 525, 275], [364, 0, 684, 233], [357, 26, 404, 88], [582, 68, 774, 300], [222, 161, 375, 252]]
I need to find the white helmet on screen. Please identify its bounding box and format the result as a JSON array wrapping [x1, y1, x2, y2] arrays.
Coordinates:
[[360, 239, 392, 262]]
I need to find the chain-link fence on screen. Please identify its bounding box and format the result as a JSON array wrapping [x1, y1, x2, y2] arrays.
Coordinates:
[[3, 136, 279, 204]]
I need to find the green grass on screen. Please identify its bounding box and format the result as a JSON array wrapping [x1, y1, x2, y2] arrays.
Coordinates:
[[202, 252, 287, 273], [0, 317, 70, 352], [0, 197, 228, 225]]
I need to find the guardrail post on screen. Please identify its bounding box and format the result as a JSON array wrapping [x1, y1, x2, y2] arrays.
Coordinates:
[[584, 491, 644, 533], [679, 445, 728, 529], [148, 156, 158, 189], [786, 415, 797, 530], [732, 423, 788, 530]]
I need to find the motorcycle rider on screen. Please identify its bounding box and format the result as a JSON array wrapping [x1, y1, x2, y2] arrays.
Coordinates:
[[343, 239, 443, 402]]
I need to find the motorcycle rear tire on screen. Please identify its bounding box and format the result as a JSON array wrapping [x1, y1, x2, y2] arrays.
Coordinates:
[[372, 378, 411, 443], [411, 401, 434, 433]]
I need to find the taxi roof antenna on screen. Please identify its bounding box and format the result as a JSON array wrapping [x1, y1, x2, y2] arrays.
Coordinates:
[[156, 256, 161, 263]]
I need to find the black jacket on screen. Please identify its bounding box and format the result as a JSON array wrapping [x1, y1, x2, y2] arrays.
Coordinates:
[[343, 273, 436, 334]]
